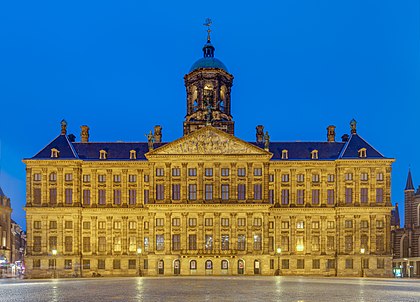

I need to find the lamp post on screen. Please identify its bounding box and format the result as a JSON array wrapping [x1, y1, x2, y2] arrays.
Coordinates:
[[276, 248, 282, 276], [137, 247, 142, 276], [360, 248, 365, 277], [52, 249, 57, 278]]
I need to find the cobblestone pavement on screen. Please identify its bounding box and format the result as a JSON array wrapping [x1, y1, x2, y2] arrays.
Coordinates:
[[0, 276, 419, 302]]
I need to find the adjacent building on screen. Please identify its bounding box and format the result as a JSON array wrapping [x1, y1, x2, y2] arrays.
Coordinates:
[[0, 186, 12, 273], [24, 30, 394, 278], [392, 170, 420, 277]]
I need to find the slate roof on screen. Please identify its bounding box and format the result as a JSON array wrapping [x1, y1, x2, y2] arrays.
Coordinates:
[[29, 132, 388, 161], [391, 203, 400, 227], [405, 169, 415, 191]]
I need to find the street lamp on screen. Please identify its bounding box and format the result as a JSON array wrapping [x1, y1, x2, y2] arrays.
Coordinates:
[[360, 248, 365, 277], [52, 249, 57, 278], [137, 247, 142, 276], [276, 247, 282, 276]]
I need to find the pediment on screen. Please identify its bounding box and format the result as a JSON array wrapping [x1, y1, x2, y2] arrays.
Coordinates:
[[148, 126, 271, 156]]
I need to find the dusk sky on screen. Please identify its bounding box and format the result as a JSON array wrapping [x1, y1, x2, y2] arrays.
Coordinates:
[[0, 1, 419, 228]]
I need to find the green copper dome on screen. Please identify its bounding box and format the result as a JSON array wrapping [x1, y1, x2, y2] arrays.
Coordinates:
[[189, 41, 228, 72]]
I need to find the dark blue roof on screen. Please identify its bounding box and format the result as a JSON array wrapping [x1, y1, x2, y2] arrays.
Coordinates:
[[0, 186, 5, 197], [190, 57, 228, 72], [405, 169, 415, 190], [32, 134, 78, 159], [339, 134, 384, 159]]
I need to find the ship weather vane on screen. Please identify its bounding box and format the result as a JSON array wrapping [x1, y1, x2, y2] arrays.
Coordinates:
[[203, 18, 212, 42]]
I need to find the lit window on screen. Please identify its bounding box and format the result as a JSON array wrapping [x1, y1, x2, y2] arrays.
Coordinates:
[[296, 221, 304, 229], [281, 149, 288, 160], [99, 150, 107, 160], [51, 148, 60, 158], [156, 168, 164, 177], [129, 150, 136, 160], [358, 148, 367, 158], [33, 173, 41, 181], [311, 150, 318, 159], [361, 173, 368, 181], [281, 174, 289, 182], [205, 168, 213, 177]]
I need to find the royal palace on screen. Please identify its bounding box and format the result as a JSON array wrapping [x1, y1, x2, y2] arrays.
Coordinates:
[[24, 28, 394, 278]]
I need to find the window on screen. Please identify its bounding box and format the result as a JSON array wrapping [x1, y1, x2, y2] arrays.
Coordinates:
[[98, 189, 106, 205], [129, 150, 136, 160], [188, 218, 197, 227], [361, 235, 368, 250], [129, 189, 136, 205], [172, 184, 180, 200], [327, 259, 335, 269], [98, 175, 106, 183], [49, 172, 57, 182], [51, 148, 59, 158], [128, 174, 137, 183], [33, 173, 41, 181], [49, 221, 57, 229], [144, 189, 149, 204], [205, 218, 213, 226], [128, 221, 137, 230], [311, 236, 320, 252], [253, 234, 262, 250], [98, 259, 105, 270], [156, 184, 164, 200], [311, 150, 318, 160], [254, 218, 262, 227], [345, 259, 353, 269], [83, 221, 91, 229], [188, 234, 197, 250], [360, 188, 368, 203], [64, 236, 73, 252], [312, 259, 320, 269], [360, 220, 369, 228], [345, 220, 353, 228], [312, 221, 319, 229], [49, 188, 57, 205], [269, 189, 274, 204], [312, 174, 320, 182], [128, 259, 136, 269], [83, 237, 91, 252], [114, 221, 121, 229], [33, 237, 42, 253], [345, 188, 353, 204], [83, 189, 91, 205], [205, 260, 213, 270], [221, 235, 229, 250], [172, 234, 181, 251], [113, 189, 121, 205], [297, 174, 304, 182], [190, 260, 197, 270], [205, 184, 213, 201], [64, 259, 72, 269], [281, 149, 288, 159], [156, 235, 164, 251], [281, 174, 289, 182], [327, 174, 335, 182], [237, 218, 246, 227], [144, 175, 149, 182], [65, 173, 73, 181], [34, 221, 41, 229], [221, 184, 229, 200], [144, 221, 149, 230], [188, 168, 197, 177], [297, 259, 305, 269], [237, 235, 246, 251], [281, 221, 289, 229], [221, 168, 229, 177], [269, 174, 274, 182], [296, 236, 304, 251], [144, 237, 149, 251], [327, 221, 335, 229], [345, 173, 353, 181], [345, 236, 353, 252], [282, 259, 289, 269], [221, 218, 229, 227], [377, 173, 384, 181], [99, 150, 107, 160], [254, 168, 262, 176], [327, 236, 335, 251], [113, 175, 121, 183], [113, 259, 121, 269], [155, 218, 164, 227], [83, 174, 91, 183], [297, 190, 304, 205], [205, 235, 213, 250], [376, 188, 384, 203], [83, 260, 90, 270], [376, 220, 384, 228], [172, 168, 180, 176], [377, 258, 385, 269], [238, 184, 246, 200], [221, 260, 229, 270], [327, 189, 334, 205], [281, 236, 289, 252], [188, 184, 197, 200], [311, 189, 320, 205], [358, 148, 367, 158], [98, 221, 106, 230], [205, 168, 213, 177], [238, 168, 246, 177], [254, 184, 262, 200], [361, 172, 369, 181], [296, 221, 304, 229], [49, 236, 57, 250], [156, 168, 164, 176], [172, 218, 181, 227]]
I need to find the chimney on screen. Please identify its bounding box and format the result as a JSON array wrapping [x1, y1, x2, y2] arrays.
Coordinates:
[[256, 125, 264, 143], [154, 125, 162, 143], [327, 125, 336, 142], [81, 125, 90, 143], [67, 134, 76, 142], [60, 119, 67, 135], [341, 134, 349, 142]]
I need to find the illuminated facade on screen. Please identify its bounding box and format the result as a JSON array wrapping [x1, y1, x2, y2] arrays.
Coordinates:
[[24, 31, 394, 278], [0, 187, 12, 271]]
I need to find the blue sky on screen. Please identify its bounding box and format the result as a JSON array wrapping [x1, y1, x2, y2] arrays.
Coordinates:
[[0, 1, 419, 228]]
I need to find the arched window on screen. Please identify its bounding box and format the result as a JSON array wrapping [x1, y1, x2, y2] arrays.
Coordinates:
[[358, 148, 367, 158], [190, 260, 197, 270], [311, 150, 319, 160], [50, 148, 59, 158], [282, 149, 288, 160], [221, 260, 229, 270], [49, 172, 57, 182], [129, 150, 136, 160], [99, 150, 107, 160], [205, 260, 213, 270]]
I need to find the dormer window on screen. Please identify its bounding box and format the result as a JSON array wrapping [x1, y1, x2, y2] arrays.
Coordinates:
[[130, 150, 136, 160], [358, 148, 367, 158], [311, 150, 319, 160], [99, 150, 107, 160], [282, 149, 288, 160], [51, 148, 59, 158]]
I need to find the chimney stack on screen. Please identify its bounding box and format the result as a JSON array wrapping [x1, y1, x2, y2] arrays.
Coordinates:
[[327, 125, 336, 142], [256, 125, 264, 143], [341, 134, 349, 142], [154, 125, 162, 143], [68, 134, 76, 142], [81, 125, 90, 143]]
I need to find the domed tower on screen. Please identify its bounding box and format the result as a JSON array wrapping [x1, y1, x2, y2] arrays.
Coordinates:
[[183, 19, 234, 135]]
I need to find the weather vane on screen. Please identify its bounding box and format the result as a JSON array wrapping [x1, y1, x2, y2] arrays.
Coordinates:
[[203, 18, 212, 42]]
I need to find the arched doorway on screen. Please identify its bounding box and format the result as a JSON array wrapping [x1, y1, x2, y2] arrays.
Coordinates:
[[174, 259, 180, 275], [158, 260, 164, 275], [237, 259, 244, 275], [254, 260, 260, 275]]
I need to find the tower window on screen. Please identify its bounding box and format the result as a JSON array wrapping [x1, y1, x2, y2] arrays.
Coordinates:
[[99, 150, 107, 160], [51, 148, 60, 158]]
